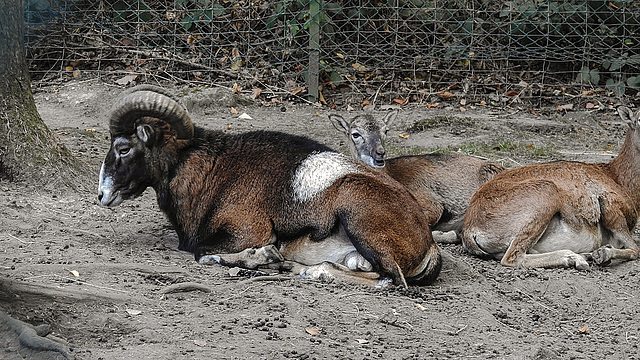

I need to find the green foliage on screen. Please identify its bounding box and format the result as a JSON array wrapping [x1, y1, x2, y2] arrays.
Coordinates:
[[406, 116, 476, 133], [175, 0, 226, 31], [578, 51, 640, 95], [112, 0, 152, 23], [457, 140, 558, 160]]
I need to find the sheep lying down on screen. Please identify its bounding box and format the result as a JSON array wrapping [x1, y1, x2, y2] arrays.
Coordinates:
[[98, 85, 441, 287]]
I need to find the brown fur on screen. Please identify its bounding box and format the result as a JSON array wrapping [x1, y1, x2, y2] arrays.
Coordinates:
[[100, 90, 441, 287], [462, 106, 640, 269], [329, 112, 504, 242]]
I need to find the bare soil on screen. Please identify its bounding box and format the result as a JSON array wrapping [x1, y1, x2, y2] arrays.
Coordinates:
[[1, 80, 639, 360]]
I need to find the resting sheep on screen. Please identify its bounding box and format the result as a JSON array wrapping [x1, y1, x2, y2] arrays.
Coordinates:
[[329, 111, 504, 243], [97, 85, 441, 287], [462, 106, 640, 269]]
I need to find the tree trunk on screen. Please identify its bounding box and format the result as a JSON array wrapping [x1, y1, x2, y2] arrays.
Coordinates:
[[0, 0, 77, 185]]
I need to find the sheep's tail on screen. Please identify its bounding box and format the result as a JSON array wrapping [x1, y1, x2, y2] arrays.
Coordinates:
[[461, 230, 493, 259], [406, 242, 442, 286]]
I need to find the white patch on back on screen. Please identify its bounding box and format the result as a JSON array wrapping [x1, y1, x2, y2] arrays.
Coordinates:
[[292, 151, 361, 202]]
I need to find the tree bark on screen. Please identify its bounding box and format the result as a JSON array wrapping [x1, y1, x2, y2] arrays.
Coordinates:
[[0, 0, 76, 185]]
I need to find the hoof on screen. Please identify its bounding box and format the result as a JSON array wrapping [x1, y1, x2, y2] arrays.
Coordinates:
[[297, 263, 336, 283], [259, 244, 285, 264], [569, 254, 590, 270], [344, 251, 373, 271], [592, 246, 613, 266], [198, 254, 221, 264]]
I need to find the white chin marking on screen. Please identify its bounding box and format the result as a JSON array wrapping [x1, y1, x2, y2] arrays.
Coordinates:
[[361, 155, 383, 168], [292, 152, 361, 202]]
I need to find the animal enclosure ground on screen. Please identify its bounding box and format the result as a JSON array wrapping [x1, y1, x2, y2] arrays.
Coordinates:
[[1, 80, 639, 359]]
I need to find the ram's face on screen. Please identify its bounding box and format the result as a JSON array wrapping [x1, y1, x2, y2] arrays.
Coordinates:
[[98, 134, 150, 207]]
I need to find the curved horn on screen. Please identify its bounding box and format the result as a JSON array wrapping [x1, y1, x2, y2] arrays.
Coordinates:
[[109, 86, 194, 140]]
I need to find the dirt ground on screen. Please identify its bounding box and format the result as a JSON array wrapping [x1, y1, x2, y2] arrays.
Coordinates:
[[1, 79, 639, 359]]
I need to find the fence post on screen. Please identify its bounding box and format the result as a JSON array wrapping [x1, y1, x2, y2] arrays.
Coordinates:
[[308, 0, 320, 103]]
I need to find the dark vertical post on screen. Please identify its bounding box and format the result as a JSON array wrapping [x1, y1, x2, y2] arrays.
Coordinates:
[[308, 0, 320, 103]]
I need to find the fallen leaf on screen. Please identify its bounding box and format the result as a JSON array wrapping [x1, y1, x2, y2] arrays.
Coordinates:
[[362, 99, 371, 106], [194, 339, 207, 346], [526, 144, 534, 149], [232, 83, 242, 93], [290, 87, 304, 95], [305, 328, 323, 335], [352, 63, 367, 72], [126, 309, 142, 316], [230, 107, 239, 114], [393, 98, 407, 105], [86, 127, 96, 132], [251, 88, 262, 99], [354, 339, 369, 344], [505, 90, 519, 96], [577, 324, 589, 334], [336, 52, 345, 59], [398, 133, 410, 139], [238, 113, 253, 120], [479, 100, 487, 106], [69, 270, 80, 277], [225, 125, 232, 130], [319, 90, 327, 105], [65, 66, 73, 71], [72, 70, 82, 78], [426, 103, 439, 108], [115, 74, 138, 86], [415, 303, 426, 310], [586, 102, 598, 109], [557, 104, 574, 111], [439, 91, 456, 100], [459, 107, 467, 112]]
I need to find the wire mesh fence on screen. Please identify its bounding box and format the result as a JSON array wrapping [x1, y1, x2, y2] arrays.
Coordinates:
[[25, 0, 640, 107]]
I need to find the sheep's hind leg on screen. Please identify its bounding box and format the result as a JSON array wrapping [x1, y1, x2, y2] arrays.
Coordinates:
[[198, 245, 285, 269], [432, 230, 460, 244], [592, 221, 639, 266], [515, 251, 589, 270], [293, 261, 393, 288], [592, 243, 639, 266]]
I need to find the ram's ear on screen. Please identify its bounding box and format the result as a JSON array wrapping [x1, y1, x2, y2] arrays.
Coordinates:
[[136, 124, 155, 147]]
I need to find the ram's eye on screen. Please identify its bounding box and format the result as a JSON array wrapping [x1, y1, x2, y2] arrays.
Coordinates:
[[351, 133, 361, 140], [118, 147, 131, 156]]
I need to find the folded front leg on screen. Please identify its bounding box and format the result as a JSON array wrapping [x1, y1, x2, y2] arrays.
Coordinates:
[[198, 245, 285, 269]]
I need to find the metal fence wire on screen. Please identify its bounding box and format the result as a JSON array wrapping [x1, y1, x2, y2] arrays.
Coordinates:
[[25, 0, 640, 106]]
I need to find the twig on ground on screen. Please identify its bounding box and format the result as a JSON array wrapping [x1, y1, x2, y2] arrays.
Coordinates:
[[238, 274, 292, 284], [50, 274, 129, 294], [161, 282, 213, 294], [6, 233, 35, 245]]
